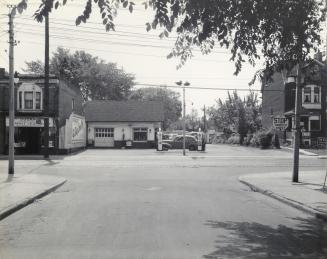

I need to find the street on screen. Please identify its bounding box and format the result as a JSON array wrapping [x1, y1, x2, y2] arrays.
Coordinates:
[[0, 144, 327, 259]]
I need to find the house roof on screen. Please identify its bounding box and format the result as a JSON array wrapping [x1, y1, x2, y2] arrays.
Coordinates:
[[84, 100, 164, 122]]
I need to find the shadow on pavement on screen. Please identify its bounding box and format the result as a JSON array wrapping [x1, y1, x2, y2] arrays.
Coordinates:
[[203, 217, 327, 259]]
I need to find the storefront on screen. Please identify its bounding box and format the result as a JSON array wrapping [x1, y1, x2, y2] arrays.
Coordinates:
[[5, 117, 55, 154]]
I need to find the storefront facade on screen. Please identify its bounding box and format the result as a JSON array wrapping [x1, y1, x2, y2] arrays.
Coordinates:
[[0, 70, 86, 154]]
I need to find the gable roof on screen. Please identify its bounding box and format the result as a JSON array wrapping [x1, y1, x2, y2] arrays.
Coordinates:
[[84, 100, 164, 122]]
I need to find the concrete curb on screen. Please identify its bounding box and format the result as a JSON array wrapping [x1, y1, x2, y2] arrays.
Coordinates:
[[239, 177, 327, 222], [0, 179, 67, 221], [281, 146, 318, 156]]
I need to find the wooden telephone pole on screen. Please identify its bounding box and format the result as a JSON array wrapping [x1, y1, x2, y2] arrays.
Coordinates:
[[8, 6, 16, 175], [44, 13, 50, 158]]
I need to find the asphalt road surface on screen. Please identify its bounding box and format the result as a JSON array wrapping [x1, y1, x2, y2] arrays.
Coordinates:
[[0, 144, 326, 259]]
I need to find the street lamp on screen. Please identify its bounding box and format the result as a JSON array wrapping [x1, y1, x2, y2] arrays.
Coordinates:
[[175, 80, 190, 156]]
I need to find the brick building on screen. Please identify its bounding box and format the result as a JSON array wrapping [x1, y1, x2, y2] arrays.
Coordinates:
[[261, 59, 327, 147], [0, 69, 86, 154]]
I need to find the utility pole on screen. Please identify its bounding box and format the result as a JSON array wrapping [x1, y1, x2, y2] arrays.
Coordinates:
[[203, 105, 206, 133], [176, 81, 189, 156], [292, 62, 303, 183], [8, 6, 16, 175], [183, 85, 186, 156], [44, 13, 49, 159]]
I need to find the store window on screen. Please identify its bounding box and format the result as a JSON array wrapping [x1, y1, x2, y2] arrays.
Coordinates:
[[133, 127, 148, 141], [309, 116, 320, 131]]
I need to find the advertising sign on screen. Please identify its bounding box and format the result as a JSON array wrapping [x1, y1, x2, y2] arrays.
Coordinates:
[[273, 116, 288, 131], [72, 116, 85, 141], [6, 117, 54, 127]]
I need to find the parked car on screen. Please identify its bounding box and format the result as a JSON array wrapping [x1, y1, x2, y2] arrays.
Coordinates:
[[163, 135, 198, 151]]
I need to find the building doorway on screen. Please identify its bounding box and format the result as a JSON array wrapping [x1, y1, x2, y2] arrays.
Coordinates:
[[16, 127, 41, 154]]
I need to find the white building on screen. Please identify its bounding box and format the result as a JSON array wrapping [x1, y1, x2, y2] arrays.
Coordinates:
[[85, 100, 164, 148]]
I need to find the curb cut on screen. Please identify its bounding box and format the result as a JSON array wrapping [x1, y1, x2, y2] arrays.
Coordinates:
[[0, 179, 67, 221], [239, 177, 327, 222]]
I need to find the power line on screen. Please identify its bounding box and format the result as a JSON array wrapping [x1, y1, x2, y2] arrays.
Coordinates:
[[135, 83, 278, 92], [0, 39, 226, 63]]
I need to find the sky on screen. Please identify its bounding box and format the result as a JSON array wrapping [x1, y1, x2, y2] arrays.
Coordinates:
[[0, 0, 264, 113]]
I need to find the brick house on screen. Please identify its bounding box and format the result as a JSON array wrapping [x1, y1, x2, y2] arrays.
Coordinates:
[[0, 69, 86, 154], [85, 100, 164, 148], [261, 59, 327, 147]]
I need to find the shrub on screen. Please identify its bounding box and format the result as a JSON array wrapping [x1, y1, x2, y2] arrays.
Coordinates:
[[258, 132, 273, 149], [226, 134, 240, 144]]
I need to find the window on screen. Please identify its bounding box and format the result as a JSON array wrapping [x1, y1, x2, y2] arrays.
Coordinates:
[[17, 84, 42, 111], [24, 92, 33, 109], [313, 87, 320, 103], [133, 127, 148, 141], [35, 92, 41, 109], [95, 128, 114, 138], [18, 92, 22, 109], [303, 85, 320, 104], [310, 116, 320, 131], [303, 87, 311, 103]]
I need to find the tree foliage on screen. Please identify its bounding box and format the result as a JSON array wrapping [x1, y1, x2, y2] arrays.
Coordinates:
[[208, 91, 261, 143], [129, 87, 182, 129], [17, 0, 326, 78], [24, 47, 135, 101]]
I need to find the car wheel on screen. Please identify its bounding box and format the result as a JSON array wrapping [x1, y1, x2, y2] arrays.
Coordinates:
[[189, 145, 196, 151]]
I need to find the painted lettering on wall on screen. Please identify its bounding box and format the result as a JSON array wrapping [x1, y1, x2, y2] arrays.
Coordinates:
[[72, 117, 85, 141]]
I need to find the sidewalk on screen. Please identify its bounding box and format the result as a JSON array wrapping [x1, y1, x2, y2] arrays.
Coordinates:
[[239, 171, 327, 221], [0, 173, 66, 221]]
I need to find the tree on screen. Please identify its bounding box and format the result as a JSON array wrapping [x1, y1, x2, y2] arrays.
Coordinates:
[[129, 87, 182, 130], [209, 91, 261, 144], [16, 0, 325, 75], [24, 47, 135, 101]]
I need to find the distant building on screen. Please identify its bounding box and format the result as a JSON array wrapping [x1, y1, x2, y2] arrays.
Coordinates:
[[0, 69, 86, 154], [261, 59, 327, 147], [85, 100, 164, 148]]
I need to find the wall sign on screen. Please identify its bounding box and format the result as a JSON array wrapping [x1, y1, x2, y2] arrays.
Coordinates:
[[6, 117, 54, 127], [72, 116, 85, 141]]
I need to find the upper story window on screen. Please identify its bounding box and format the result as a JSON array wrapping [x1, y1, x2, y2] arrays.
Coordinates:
[[17, 83, 43, 111], [302, 85, 320, 104]]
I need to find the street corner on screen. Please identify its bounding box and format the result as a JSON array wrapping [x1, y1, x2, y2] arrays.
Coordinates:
[[0, 174, 66, 221], [238, 171, 327, 222]]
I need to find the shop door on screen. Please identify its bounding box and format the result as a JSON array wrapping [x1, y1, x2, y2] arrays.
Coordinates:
[[21, 127, 40, 154], [94, 128, 114, 147]]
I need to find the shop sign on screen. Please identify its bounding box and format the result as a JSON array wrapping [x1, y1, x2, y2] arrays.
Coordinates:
[[273, 116, 288, 130], [6, 117, 54, 127]]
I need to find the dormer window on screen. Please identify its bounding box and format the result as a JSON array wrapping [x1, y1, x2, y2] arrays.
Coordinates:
[[17, 83, 43, 111]]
